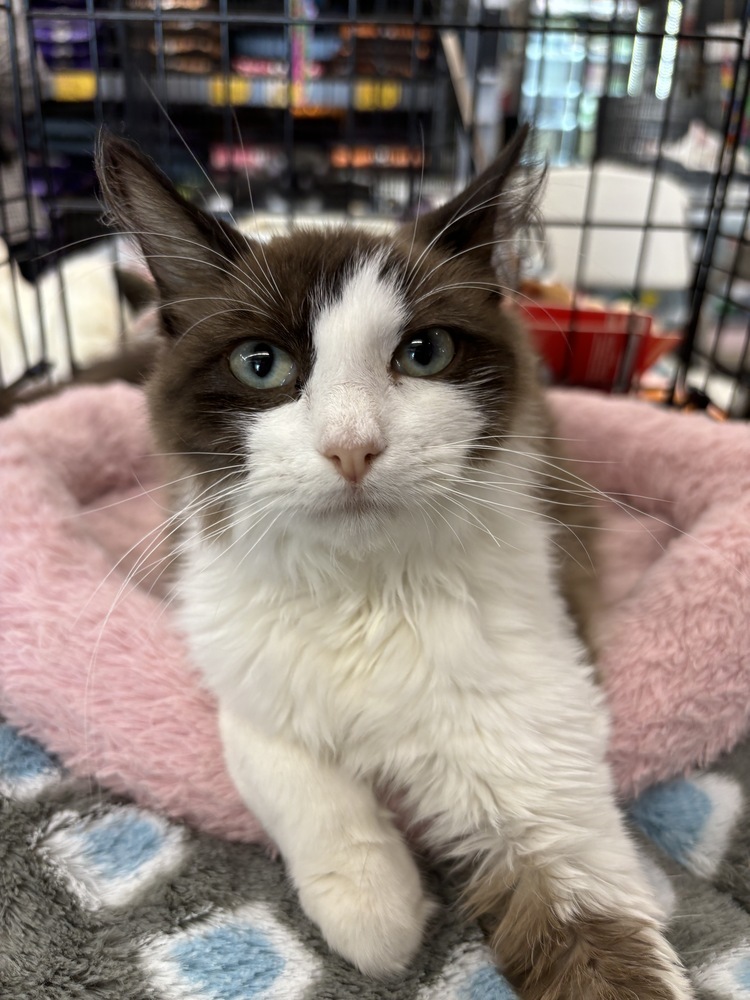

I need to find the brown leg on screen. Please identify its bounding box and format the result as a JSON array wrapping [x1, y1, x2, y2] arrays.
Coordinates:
[[466, 870, 692, 1000]]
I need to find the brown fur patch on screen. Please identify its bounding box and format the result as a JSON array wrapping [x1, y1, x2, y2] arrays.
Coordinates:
[[542, 450, 602, 664], [467, 876, 683, 1000]]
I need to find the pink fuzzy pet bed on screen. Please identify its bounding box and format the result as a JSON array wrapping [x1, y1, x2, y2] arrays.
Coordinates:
[[0, 384, 749, 842]]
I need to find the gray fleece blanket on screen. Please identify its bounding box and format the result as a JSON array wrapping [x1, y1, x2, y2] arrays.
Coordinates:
[[2, 719, 750, 1000]]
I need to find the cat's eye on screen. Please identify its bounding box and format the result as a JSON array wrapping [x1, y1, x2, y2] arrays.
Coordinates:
[[229, 340, 297, 390], [392, 328, 456, 378]]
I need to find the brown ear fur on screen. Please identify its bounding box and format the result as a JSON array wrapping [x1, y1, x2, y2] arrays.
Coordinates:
[[114, 266, 158, 313], [402, 124, 542, 276], [95, 130, 244, 326]]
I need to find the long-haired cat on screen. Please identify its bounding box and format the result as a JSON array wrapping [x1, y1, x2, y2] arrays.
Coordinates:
[[95, 128, 692, 1000]]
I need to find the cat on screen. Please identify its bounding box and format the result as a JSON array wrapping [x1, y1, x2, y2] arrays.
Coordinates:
[[95, 126, 692, 1000]]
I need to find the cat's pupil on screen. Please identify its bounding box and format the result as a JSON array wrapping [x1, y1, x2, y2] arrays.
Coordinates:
[[408, 337, 434, 367], [251, 344, 274, 378]]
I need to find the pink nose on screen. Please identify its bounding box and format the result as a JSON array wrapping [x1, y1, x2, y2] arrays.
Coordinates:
[[324, 443, 383, 483]]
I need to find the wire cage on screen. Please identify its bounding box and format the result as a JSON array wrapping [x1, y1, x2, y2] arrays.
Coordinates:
[[0, 0, 748, 414]]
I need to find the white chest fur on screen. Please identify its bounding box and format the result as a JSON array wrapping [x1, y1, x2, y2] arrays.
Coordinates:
[[177, 494, 603, 788]]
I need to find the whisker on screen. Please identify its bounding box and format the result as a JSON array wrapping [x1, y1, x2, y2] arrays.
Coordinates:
[[450, 467, 672, 508], [404, 124, 427, 276], [437, 481, 596, 570], [142, 82, 280, 310], [418, 492, 467, 552], [98, 227, 276, 308], [160, 293, 255, 312], [81, 473, 252, 738], [209, 506, 282, 576], [137, 250, 275, 313], [439, 489, 510, 551], [138, 79, 243, 242], [146, 450, 243, 459], [403, 183, 539, 294], [479, 446, 748, 585], [77, 469, 243, 623], [434, 472, 603, 509], [200, 497, 277, 545], [231, 107, 284, 303], [482, 450, 671, 557], [67, 463, 242, 519], [178, 305, 266, 341], [409, 239, 534, 300], [443, 434, 615, 465]]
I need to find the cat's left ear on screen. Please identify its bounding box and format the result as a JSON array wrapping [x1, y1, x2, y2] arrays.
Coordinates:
[[95, 129, 244, 308], [402, 124, 541, 272]]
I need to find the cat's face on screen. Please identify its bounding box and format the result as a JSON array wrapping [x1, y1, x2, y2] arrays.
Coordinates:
[[96, 131, 539, 551]]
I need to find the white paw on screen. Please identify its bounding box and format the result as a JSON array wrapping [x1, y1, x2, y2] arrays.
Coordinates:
[[295, 837, 434, 977]]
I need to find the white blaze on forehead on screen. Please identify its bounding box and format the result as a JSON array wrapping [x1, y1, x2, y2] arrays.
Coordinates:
[[308, 253, 408, 452], [311, 252, 407, 384]]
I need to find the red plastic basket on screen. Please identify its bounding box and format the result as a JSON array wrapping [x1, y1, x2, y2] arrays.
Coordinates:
[[518, 303, 681, 390]]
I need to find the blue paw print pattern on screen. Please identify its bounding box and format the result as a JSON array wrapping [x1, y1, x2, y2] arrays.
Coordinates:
[[40, 805, 187, 909], [693, 945, 750, 998], [733, 954, 750, 994], [464, 964, 518, 1000], [416, 936, 517, 1000], [144, 902, 322, 999], [0, 722, 61, 799], [629, 773, 744, 878]]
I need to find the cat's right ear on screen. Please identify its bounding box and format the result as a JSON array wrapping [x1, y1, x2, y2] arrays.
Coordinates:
[[95, 130, 243, 315]]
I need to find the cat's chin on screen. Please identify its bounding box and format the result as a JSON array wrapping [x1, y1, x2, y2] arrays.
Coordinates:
[[318, 490, 392, 519], [301, 489, 412, 551], [310, 500, 391, 534]]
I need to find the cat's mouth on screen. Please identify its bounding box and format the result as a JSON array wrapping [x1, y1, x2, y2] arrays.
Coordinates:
[[316, 483, 396, 520]]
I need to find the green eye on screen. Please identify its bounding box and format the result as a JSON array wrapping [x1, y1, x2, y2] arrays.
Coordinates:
[[393, 328, 456, 378], [229, 340, 297, 389]]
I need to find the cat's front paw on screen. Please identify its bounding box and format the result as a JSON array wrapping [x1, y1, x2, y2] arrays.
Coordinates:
[[296, 838, 434, 977]]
